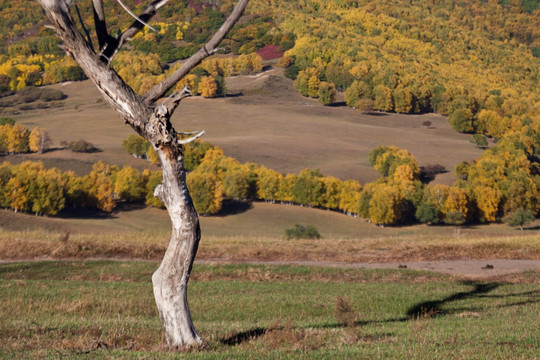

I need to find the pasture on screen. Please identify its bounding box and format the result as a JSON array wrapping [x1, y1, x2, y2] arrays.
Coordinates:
[[0, 261, 539, 359]]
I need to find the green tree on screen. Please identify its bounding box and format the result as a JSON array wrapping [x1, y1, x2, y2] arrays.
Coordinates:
[[503, 208, 535, 230], [318, 81, 336, 105], [121, 134, 150, 158], [143, 169, 165, 208], [222, 164, 251, 200], [292, 169, 324, 207], [471, 134, 488, 149], [186, 171, 222, 215], [415, 202, 441, 224], [449, 108, 474, 133], [345, 80, 371, 108]]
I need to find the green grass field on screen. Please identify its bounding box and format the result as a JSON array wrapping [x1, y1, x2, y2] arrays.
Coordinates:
[[1, 261, 538, 359]]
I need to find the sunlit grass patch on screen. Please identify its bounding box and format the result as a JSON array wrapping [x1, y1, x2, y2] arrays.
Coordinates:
[[1, 261, 539, 359]]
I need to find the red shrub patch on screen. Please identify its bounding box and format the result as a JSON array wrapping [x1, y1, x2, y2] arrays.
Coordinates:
[[257, 45, 284, 61]]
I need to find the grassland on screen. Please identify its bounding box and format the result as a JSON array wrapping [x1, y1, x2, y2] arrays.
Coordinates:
[[1, 68, 484, 184], [1, 202, 539, 263], [0, 261, 539, 359]]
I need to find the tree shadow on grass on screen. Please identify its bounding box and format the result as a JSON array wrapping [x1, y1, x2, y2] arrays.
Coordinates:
[[406, 282, 500, 318], [218, 282, 539, 346], [220, 328, 266, 345]]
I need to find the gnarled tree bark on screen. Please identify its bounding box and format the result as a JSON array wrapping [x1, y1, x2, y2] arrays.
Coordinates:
[[37, 0, 249, 348]]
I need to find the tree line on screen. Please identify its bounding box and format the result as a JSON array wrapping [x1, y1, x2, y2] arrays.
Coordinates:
[[4, 137, 537, 227]]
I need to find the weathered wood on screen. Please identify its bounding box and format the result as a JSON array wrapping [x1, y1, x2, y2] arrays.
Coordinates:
[[37, 0, 249, 348]]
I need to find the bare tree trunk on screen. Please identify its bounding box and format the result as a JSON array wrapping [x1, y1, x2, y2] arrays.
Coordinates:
[[37, 0, 249, 348], [152, 147, 202, 347]]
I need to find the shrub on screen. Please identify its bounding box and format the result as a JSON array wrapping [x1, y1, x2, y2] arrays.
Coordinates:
[[17, 87, 66, 103], [285, 224, 321, 240], [121, 134, 149, 158], [65, 139, 98, 153], [471, 134, 488, 148], [0, 117, 15, 126]]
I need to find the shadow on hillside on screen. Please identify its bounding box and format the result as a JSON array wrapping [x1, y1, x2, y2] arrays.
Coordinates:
[[366, 111, 388, 116], [420, 164, 448, 184], [327, 101, 347, 107], [225, 92, 243, 98], [58, 207, 115, 219], [214, 199, 253, 217]]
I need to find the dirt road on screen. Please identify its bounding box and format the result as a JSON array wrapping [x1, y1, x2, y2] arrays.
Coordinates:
[[195, 258, 540, 278], [1, 258, 539, 278]]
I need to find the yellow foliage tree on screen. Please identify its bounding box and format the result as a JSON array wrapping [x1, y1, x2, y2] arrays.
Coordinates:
[[473, 185, 502, 222], [29, 127, 51, 154], [339, 179, 362, 215], [198, 76, 218, 98]]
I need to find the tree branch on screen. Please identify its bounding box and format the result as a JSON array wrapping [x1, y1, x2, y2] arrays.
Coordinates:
[[92, 0, 110, 50], [38, 0, 147, 131], [163, 85, 192, 115], [101, 0, 169, 63], [116, 0, 158, 32], [74, 2, 95, 51], [144, 0, 249, 103], [177, 130, 205, 145]]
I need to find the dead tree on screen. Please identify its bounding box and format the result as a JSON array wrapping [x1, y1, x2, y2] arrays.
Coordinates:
[[37, 0, 249, 348]]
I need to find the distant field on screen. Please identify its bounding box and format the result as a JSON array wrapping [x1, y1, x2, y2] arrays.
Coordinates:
[[1, 68, 484, 184], [1, 203, 539, 262], [1, 261, 539, 359]]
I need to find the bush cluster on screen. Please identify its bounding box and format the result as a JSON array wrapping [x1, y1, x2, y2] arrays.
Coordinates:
[[285, 224, 321, 240]]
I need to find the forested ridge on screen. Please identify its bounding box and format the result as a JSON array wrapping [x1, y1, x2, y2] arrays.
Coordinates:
[[0, 0, 539, 226]]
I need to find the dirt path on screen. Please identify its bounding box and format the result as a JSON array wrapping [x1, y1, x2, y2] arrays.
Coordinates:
[[196, 259, 540, 278], [2, 258, 538, 278]]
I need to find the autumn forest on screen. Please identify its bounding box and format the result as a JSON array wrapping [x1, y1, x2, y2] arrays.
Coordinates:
[[0, 0, 539, 227]]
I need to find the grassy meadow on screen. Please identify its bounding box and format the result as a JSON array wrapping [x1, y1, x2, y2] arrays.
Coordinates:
[[1, 261, 539, 359]]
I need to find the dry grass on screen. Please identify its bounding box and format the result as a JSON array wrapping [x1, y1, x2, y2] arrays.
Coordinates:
[[1, 226, 538, 265], [2, 68, 483, 185]]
